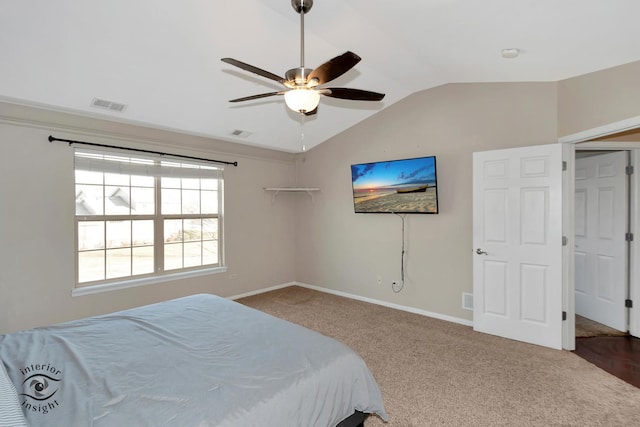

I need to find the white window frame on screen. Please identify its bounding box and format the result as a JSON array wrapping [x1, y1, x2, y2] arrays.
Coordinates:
[[72, 147, 226, 296]]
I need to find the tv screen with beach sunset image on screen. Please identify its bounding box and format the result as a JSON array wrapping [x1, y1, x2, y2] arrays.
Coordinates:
[[351, 156, 438, 214]]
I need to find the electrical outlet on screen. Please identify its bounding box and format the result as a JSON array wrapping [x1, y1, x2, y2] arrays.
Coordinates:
[[376, 274, 383, 285]]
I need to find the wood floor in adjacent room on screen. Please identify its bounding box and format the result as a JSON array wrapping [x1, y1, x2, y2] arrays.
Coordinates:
[[573, 315, 640, 389]]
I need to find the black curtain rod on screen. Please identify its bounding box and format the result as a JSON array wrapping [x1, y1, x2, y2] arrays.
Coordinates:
[[48, 135, 238, 167]]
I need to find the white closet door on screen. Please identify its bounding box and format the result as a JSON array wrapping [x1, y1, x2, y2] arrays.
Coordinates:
[[575, 151, 627, 332]]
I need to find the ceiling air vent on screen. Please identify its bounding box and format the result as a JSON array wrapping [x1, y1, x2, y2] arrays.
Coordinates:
[[230, 129, 252, 138], [91, 98, 127, 112]]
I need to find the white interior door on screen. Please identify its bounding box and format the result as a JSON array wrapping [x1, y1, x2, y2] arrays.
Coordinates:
[[473, 144, 564, 349], [574, 151, 627, 332], [630, 149, 640, 339]]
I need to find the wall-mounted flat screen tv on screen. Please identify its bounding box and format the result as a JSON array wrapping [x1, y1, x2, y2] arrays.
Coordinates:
[[351, 156, 438, 214]]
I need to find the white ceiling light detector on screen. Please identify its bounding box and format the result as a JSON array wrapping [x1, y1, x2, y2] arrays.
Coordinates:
[[501, 48, 520, 59]]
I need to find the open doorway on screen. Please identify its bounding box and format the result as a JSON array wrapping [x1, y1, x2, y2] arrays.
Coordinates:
[[568, 125, 640, 343], [570, 132, 640, 388]]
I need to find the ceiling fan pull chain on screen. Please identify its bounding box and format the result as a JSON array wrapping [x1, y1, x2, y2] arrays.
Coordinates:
[[300, 114, 306, 152]]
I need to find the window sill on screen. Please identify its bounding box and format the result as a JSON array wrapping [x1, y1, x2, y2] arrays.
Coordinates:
[[71, 266, 228, 297]]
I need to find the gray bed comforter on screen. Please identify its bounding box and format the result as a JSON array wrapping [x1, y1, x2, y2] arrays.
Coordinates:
[[0, 294, 387, 426]]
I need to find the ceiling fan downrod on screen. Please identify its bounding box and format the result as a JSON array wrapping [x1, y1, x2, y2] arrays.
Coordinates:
[[292, 0, 313, 69]]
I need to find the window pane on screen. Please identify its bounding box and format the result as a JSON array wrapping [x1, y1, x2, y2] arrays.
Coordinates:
[[184, 219, 201, 242], [132, 246, 154, 275], [203, 219, 217, 240], [76, 185, 104, 215], [106, 221, 131, 249], [182, 178, 200, 190], [162, 177, 181, 189], [165, 243, 182, 270], [106, 248, 131, 279], [78, 250, 105, 283], [184, 242, 201, 267], [164, 219, 182, 243], [131, 175, 154, 187], [201, 191, 218, 214], [131, 187, 155, 215], [132, 220, 154, 246], [203, 241, 218, 265], [78, 221, 104, 250], [201, 179, 217, 191], [76, 170, 103, 185], [105, 172, 129, 186], [182, 189, 200, 214], [161, 188, 181, 214], [106, 186, 131, 215]]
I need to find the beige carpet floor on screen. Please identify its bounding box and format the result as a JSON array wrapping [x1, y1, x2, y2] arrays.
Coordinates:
[[239, 286, 640, 427]]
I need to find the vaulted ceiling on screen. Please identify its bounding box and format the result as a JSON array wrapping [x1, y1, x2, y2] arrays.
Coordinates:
[[1, 0, 639, 152]]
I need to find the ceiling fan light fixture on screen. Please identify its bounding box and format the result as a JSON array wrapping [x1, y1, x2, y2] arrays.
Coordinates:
[[284, 88, 320, 113]]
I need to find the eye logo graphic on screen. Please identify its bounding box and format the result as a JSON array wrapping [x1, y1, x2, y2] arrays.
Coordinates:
[[18, 364, 63, 415], [22, 374, 60, 401]]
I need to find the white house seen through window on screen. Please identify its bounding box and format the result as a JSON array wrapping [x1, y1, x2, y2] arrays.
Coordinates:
[[74, 147, 224, 287]]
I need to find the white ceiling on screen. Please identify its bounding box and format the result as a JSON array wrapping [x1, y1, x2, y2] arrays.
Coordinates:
[[1, 0, 639, 153]]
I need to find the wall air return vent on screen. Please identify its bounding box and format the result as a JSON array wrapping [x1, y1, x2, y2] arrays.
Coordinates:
[[91, 98, 127, 112], [462, 292, 474, 311]]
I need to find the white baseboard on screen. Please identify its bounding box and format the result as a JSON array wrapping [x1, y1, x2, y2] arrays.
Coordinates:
[[227, 282, 297, 301], [235, 281, 473, 327], [296, 282, 473, 327]]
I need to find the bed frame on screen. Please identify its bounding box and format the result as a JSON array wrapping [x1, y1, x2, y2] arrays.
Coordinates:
[[337, 410, 367, 427]]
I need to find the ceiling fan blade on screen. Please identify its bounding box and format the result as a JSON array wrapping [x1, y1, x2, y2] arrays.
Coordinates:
[[221, 58, 285, 84], [229, 92, 282, 103], [307, 51, 361, 85], [323, 88, 385, 101]]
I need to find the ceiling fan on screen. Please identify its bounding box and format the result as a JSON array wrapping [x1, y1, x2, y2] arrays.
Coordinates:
[[221, 0, 385, 116]]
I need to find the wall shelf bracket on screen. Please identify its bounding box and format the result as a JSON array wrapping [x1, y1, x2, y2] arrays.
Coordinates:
[[264, 187, 320, 203]]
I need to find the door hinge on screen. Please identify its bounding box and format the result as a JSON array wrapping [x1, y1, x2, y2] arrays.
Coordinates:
[[626, 299, 633, 308], [562, 236, 568, 246], [562, 161, 567, 171], [562, 311, 567, 321], [626, 233, 634, 242], [626, 165, 634, 175]]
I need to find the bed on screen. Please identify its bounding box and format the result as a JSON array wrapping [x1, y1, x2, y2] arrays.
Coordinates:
[[0, 294, 387, 427]]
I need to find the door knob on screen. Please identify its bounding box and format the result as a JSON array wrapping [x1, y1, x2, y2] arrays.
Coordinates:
[[476, 248, 488, 255]]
